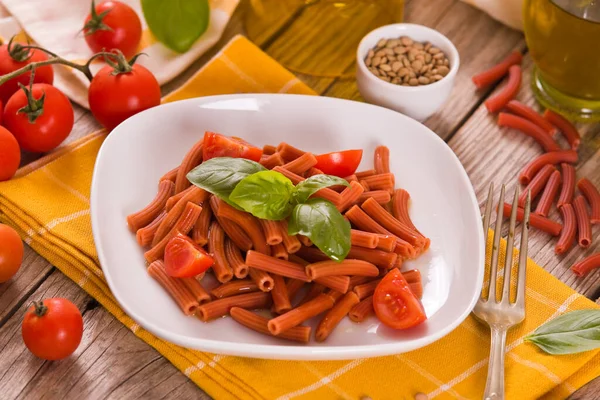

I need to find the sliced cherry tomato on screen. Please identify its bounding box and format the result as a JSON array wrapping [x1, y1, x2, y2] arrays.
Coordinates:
[[0, 223, 24, 282], [202, 132, 263, 162], [21, 298, 83, 360], [315, 149, 363, 177], [373, 268, 427, 330], [165, 235, 214, 278], [0, 126, 20, 182]]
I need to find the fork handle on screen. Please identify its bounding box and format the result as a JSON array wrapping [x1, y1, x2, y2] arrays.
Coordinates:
[[484, 327, 507, 400]]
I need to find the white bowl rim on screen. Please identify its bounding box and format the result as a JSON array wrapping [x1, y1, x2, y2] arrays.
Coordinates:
[[356, 23, 460, 93], [91, 93, 484, 360]]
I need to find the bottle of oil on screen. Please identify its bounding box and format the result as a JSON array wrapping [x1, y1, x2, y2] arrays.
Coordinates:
[[524, 0, 600, 121]]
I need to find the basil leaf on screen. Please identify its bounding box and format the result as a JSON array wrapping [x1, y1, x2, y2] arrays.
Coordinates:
[[186, 157, 266, 203], [525, 309, 600, 355], [141, 0, 210, 53], [294, 174, 350, 204], [288, 199, 351, 261], [229, 171, 295, 220]]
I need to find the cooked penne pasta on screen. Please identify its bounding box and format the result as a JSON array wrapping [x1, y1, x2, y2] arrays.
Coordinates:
[[197, 292, 271, 322], [350, 229, 379, 249], [279, 220, 302, 254], [148, 260, 198, 315], [376, 234, 396, 252], [348, 276, 372, 289], [267, 293, 335, 335], [192, 202, 212, 246], [248, 268, 274, 292], [315, 292, 360, 342], [337, 181, 365, 212], [306, 167, 324, 177], [558, 163, 576, 208], [272, 166, 304, 184], [361, 173, 395, 192], [359, 180, 371, 191], [215, 199, 270, 255], [535, 170, 561, 217], [355, 169, 376, 179], [361, 197, 424, 248], [136, 211, 166, 247], [348, 246, 397, 269], [153, 186, 205, 246], [324, 289, 345, 302], [230, 307, 311, 343], [295, 246, 330, 262], [298, 283, 326, 306], [246, 251, 311, 282], [175, 139, 204, 193], [314, 275, 350, 293], [353, 278, 382, 300], [260, 152, 285, 169], [286, 278, 306, 300], [306, 259, 379, 279], [402, 269, 422, 284], [282, 152, 318, 175], [160, 166, 179, 183], [211, 279, 259, 299], [209, 196, 253, 251], [259, 219, 283, 245], [409, 281, 424, 299], [577, 178, 600, 224], [358, 190, 391, 205], [271, 274, 292, 314], [349, 295, 373, 322], [573, 195, 592, 248], [271, 243, 289, 260], [262, 144, 277, 155], [181, 277, 211, 305], [272, 166, 342, 205], [127, 180, 174, 232], [518, 164, 556, 207], [166, 185, 208, 211], [298, 235, 312, 247], [224, 238, 249, 278], [374, 146, 390, 174], [391, 189, 417, 232], [208, 221, 234, 283], [555, 204, 576, 255], [277, 142, 305, 161]]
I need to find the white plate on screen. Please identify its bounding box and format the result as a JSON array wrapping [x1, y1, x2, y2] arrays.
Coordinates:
[[91, 94, 484, 360]]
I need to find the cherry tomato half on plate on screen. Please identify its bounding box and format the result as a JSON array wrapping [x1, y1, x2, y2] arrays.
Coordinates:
[[315, 149, 363, 177], [0, 126, 20, 182], [373, 268, 427, 330], [0, 223, 24, 282], [202, 132, 263, 162], [164, 235, 214, 278], [22, 298, 84, 360], [83, 0, 142, 59]]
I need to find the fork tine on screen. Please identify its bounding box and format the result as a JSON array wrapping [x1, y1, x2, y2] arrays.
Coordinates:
[[501, 186, 520, 303], [483, 182, 494, 235], [488, 184, 506, 302], [515, 190, 531, 305]]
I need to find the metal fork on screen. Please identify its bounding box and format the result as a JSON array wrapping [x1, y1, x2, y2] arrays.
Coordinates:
[[473, 183, 530, 400]]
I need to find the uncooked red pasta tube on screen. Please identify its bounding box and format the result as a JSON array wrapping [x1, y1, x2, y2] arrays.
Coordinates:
[[268, 293, 335, 335], [348, 295, 374, 322], [127, 180, 174, 232], [484, 65, 522, 113], [519, 164, 556, 207], [555, 204, 576, 255], [298, 235, 312, 247], [271, 243, 288, 260], [543, 109, 581, 150], [278, 220, 301, 254], [519, 151, 578, 185], [277, 142, 305, 162], [374, 146, 390, 174], [361, 197, 423, 247], [315, 291, 360, 342], [376, 234, 396, 252], [208, 221, 234, 283], [211, 279, 258, 299], [259, 219, 283, 245], [148, 260, 198, 315], [497, 112, 560, 152], [347, 246, 397, 269], [571, 253, 600, 277], [306, 260, 379, 279], [472, 50, 522, 89], [535, 170, 562, 217], [271, 274, 292, 314], [153, 186, 205, 245], [337, 181, 365, 212], [192, 203, 212, 246], [224, 238, 249, 278], [502, 203, 562, 236], [248, 268, 274, 292], [573, 195, 592, 248], [197, 292, 271, 322], [282, 152, 318, 175], [260, 152, 285, 169], [505, 100, 558, 136], [361, 173, 395, 193], [351, 229, 379, 249], [215, 199, 270, 255], [246, 251, 311, 281], [358, 190, 391, 204], [175, 139, 203, 193], [262, 144, 277, 155], [558, 164, 576, 208], [209, 197, 253, 251], [353, 278, 382, 300], [355, 169, 377, 179], [136, 211, 166, 247], [180, 277, 211, 305], [160, 166, 179, 183], [230, 307, 311, 343], [577, 178, 600, 224]]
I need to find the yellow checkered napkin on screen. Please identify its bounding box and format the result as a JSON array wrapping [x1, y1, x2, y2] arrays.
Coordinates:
[[0, 35, 598, 400]]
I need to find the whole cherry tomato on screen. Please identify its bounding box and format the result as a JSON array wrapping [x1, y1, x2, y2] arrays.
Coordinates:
[[83, 0, 142, 59], [4, 83, 74, 153], [0, 41, 54, 104], [203, 132, 263, 162], [0, 223, 24, 282], [22, 298, 84, 361], [88, 60, 160, 130], [0, 125, 20, 181]]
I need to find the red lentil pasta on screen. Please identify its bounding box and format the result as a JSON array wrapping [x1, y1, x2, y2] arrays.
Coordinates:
[[534, 170, 561, 217], [127, 138, 432, 343], [555, 204, 576, 255], [573, 195, 592, 248], [519, 150, 578, 185], [557, 163, 576, 208], [577, 178, 600, 224]]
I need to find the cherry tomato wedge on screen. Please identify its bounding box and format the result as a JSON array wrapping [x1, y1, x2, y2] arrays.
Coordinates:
[[164, 235, 214, 278], [202, 132, 263, 162], [315, 149, 363, 177], [373, 268, 427, 330]]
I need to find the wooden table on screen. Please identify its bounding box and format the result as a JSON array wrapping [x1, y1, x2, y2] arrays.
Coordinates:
[[1, 1, 599, 398]]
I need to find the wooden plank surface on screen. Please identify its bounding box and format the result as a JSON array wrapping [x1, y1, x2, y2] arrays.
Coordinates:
[[0, 0, 599, 399]]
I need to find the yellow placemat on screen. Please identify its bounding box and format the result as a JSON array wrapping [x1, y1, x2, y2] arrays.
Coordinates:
[[0, 35, 598, 400]]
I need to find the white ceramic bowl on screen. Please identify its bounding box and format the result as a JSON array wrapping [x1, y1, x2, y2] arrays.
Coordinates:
[[91, 94, 483, 360], [356, 23, 460, 121]]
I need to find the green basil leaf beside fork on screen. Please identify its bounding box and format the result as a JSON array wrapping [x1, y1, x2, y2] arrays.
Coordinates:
[[525, 309, 600, 355]]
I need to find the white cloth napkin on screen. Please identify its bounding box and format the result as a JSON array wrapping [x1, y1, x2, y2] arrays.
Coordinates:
[[460, 0, 523, 31], [0, 0, 239, 108]]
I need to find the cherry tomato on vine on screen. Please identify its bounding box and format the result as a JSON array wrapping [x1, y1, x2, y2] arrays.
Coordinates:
[[22, 298, 83, 360], [0, 223, 24, 282], [0, 126, 20, 182], [88, 60, 160, 130], [0, 41, 54, 104], [4, 83, 74, 153], [83, 0, 142, 59]]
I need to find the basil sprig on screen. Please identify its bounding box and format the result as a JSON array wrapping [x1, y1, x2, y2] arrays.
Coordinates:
[[525, 309, 600, 355], [187, 157, 350, 261]]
